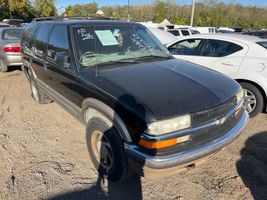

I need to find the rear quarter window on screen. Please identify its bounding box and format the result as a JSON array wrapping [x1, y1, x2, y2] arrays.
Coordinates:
[[200, 40, 243, 57], [32, 24, 52, 57], [21, 23, 38, 49], [181, 30, 190, 36]]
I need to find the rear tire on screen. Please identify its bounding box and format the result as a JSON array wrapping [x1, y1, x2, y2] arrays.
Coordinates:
[[28, 69, 52, 104], [86, 117, 130, 182], [240, 82, 264, 118], [0, 60, 7, 72]]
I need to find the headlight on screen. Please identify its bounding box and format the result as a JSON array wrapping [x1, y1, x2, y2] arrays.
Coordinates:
[[146, 114, 191, 136], [236, 89, 244, 104]]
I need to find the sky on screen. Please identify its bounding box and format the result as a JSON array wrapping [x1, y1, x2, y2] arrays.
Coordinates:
[[56, 0, 267, 10]]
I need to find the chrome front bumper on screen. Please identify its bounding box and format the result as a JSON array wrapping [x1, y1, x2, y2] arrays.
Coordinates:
[[125, 111, 248, 169]]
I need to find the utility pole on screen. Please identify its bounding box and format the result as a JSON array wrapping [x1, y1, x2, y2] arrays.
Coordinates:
[[190, 0, 195, 27], [8, 0, 12, 19], [128, 0, 130, 21]]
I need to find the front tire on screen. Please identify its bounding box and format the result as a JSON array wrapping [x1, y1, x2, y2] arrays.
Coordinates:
[[86, 117, 130, 182], [240, 82, 264, 118]]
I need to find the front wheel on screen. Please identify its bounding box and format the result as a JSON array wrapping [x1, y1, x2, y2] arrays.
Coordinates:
[[240, 82, 264, 118], [86, 117, 130, 182]]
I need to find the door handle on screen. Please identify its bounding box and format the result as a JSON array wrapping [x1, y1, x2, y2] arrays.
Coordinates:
[[221, 62, 236, 66]]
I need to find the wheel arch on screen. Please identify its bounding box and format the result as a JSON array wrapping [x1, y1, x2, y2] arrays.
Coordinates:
[[236, 79, 267, 112], [81, 98, 132, 142]]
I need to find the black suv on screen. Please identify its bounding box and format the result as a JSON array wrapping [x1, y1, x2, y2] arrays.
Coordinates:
[[21, 17, 248, 182]]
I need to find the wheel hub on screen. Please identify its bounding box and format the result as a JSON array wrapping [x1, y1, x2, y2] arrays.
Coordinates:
[[91, 130, 114, 170], [243, 89, 257, 113]]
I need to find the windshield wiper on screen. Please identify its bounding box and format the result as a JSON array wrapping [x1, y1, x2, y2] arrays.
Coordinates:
[[97, 59, 139, 67], [136, 55, 173, 61]]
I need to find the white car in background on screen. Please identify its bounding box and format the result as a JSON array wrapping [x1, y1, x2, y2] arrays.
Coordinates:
[[148, 27, 177, 46], [167, 28, 192, 38], [167, 34, 267, 117]]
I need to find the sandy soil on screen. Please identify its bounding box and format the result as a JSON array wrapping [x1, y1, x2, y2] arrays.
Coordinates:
[[0, 69, 267, 200]]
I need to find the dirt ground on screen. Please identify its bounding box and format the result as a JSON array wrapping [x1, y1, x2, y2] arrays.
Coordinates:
[[0, 69, 267, 200]]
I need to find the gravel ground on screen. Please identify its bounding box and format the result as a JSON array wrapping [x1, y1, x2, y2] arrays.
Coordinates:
[[0, 69, 267, 200]]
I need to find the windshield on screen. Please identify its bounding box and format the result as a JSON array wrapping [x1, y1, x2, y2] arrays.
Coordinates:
[[73, 24, 171, 68], [2, 29, 23, 40], [257, 41, 267, 49]]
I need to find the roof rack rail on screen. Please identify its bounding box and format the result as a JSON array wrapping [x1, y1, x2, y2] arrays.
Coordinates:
[[32, 16, 115, 22]]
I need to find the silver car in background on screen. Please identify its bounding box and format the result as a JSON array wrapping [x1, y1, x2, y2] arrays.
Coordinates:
[[0, 28, 24, 72]]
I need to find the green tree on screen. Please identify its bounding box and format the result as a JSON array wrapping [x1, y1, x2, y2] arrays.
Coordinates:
[[153, 0, 167, 22], [63, 3, 97, 17], [34, 0, 57, 17], [0, 0, 34, 22]]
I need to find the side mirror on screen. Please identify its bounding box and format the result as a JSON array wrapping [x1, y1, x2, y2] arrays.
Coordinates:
[[55, 51, 70, 69]]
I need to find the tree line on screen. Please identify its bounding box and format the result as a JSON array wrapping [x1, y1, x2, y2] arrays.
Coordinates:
[[0, 0, 266, 30], [0, 0, 57, 22], [65, 0, 267, 30]]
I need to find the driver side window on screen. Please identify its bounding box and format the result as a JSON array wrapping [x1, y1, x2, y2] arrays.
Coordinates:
[[168, 39, 202, 56]]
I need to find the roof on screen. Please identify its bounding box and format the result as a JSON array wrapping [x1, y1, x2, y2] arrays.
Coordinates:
[[31, 19, 140, 27], [175, 33, 267, 43]]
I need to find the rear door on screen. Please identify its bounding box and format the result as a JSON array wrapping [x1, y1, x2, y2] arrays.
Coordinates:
[[192, 39, 248, 78]]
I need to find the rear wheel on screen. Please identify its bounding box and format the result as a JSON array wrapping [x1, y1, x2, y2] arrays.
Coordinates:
[[240, 82, 264, 118], [86, 117, 130, 182], [0, 60, 7, 72]]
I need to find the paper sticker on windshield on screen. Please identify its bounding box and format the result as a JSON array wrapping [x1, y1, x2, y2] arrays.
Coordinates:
[[95, 30, 119, 46]]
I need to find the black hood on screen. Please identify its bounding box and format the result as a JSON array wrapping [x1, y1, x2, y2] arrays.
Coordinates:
[[95, 59, 240, 123]]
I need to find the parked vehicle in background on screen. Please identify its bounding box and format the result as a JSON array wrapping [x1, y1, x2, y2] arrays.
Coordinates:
[[190, 29, 200, 34], [218, 27, 235, 33], [242, 30, 267, 39], [0, 28, 24, 72], [167, 34, 267, 117], [0, 22, 10, 28], [191, 27, 217, 34], [147, 27, 177, 45], [21, 18, 248, 182], [2, 19, 23, 27], [167, 28, 192, 38]]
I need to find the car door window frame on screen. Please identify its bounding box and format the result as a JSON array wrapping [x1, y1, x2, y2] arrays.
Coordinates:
[[168, 38, 205, 56], [32, 24, 52, 59], [199, 39, 244, 57], [46, 24, 76, 74]]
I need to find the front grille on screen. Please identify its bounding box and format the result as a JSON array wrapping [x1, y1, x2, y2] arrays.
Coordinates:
[[191, 97, 237, 126], [141, 100, 243, 157]]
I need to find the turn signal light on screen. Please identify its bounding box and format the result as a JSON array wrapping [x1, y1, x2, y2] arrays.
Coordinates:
[[139, 135, 190, 149]]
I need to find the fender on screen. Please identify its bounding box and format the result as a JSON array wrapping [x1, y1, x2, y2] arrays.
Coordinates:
[[82, 98, 132, 143]]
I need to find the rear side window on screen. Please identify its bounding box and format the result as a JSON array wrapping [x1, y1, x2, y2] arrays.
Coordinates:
[[168, 30, 180, 36], [33, 24, 52, 57], [257, 41, 267, 49], [181, 30, 190, 36], [2, 29, 23, 40], [47, 25, 69, 60], [200, 40, 243, 57], [21, 23, 38, 48], [168, 39, 202, 55]]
